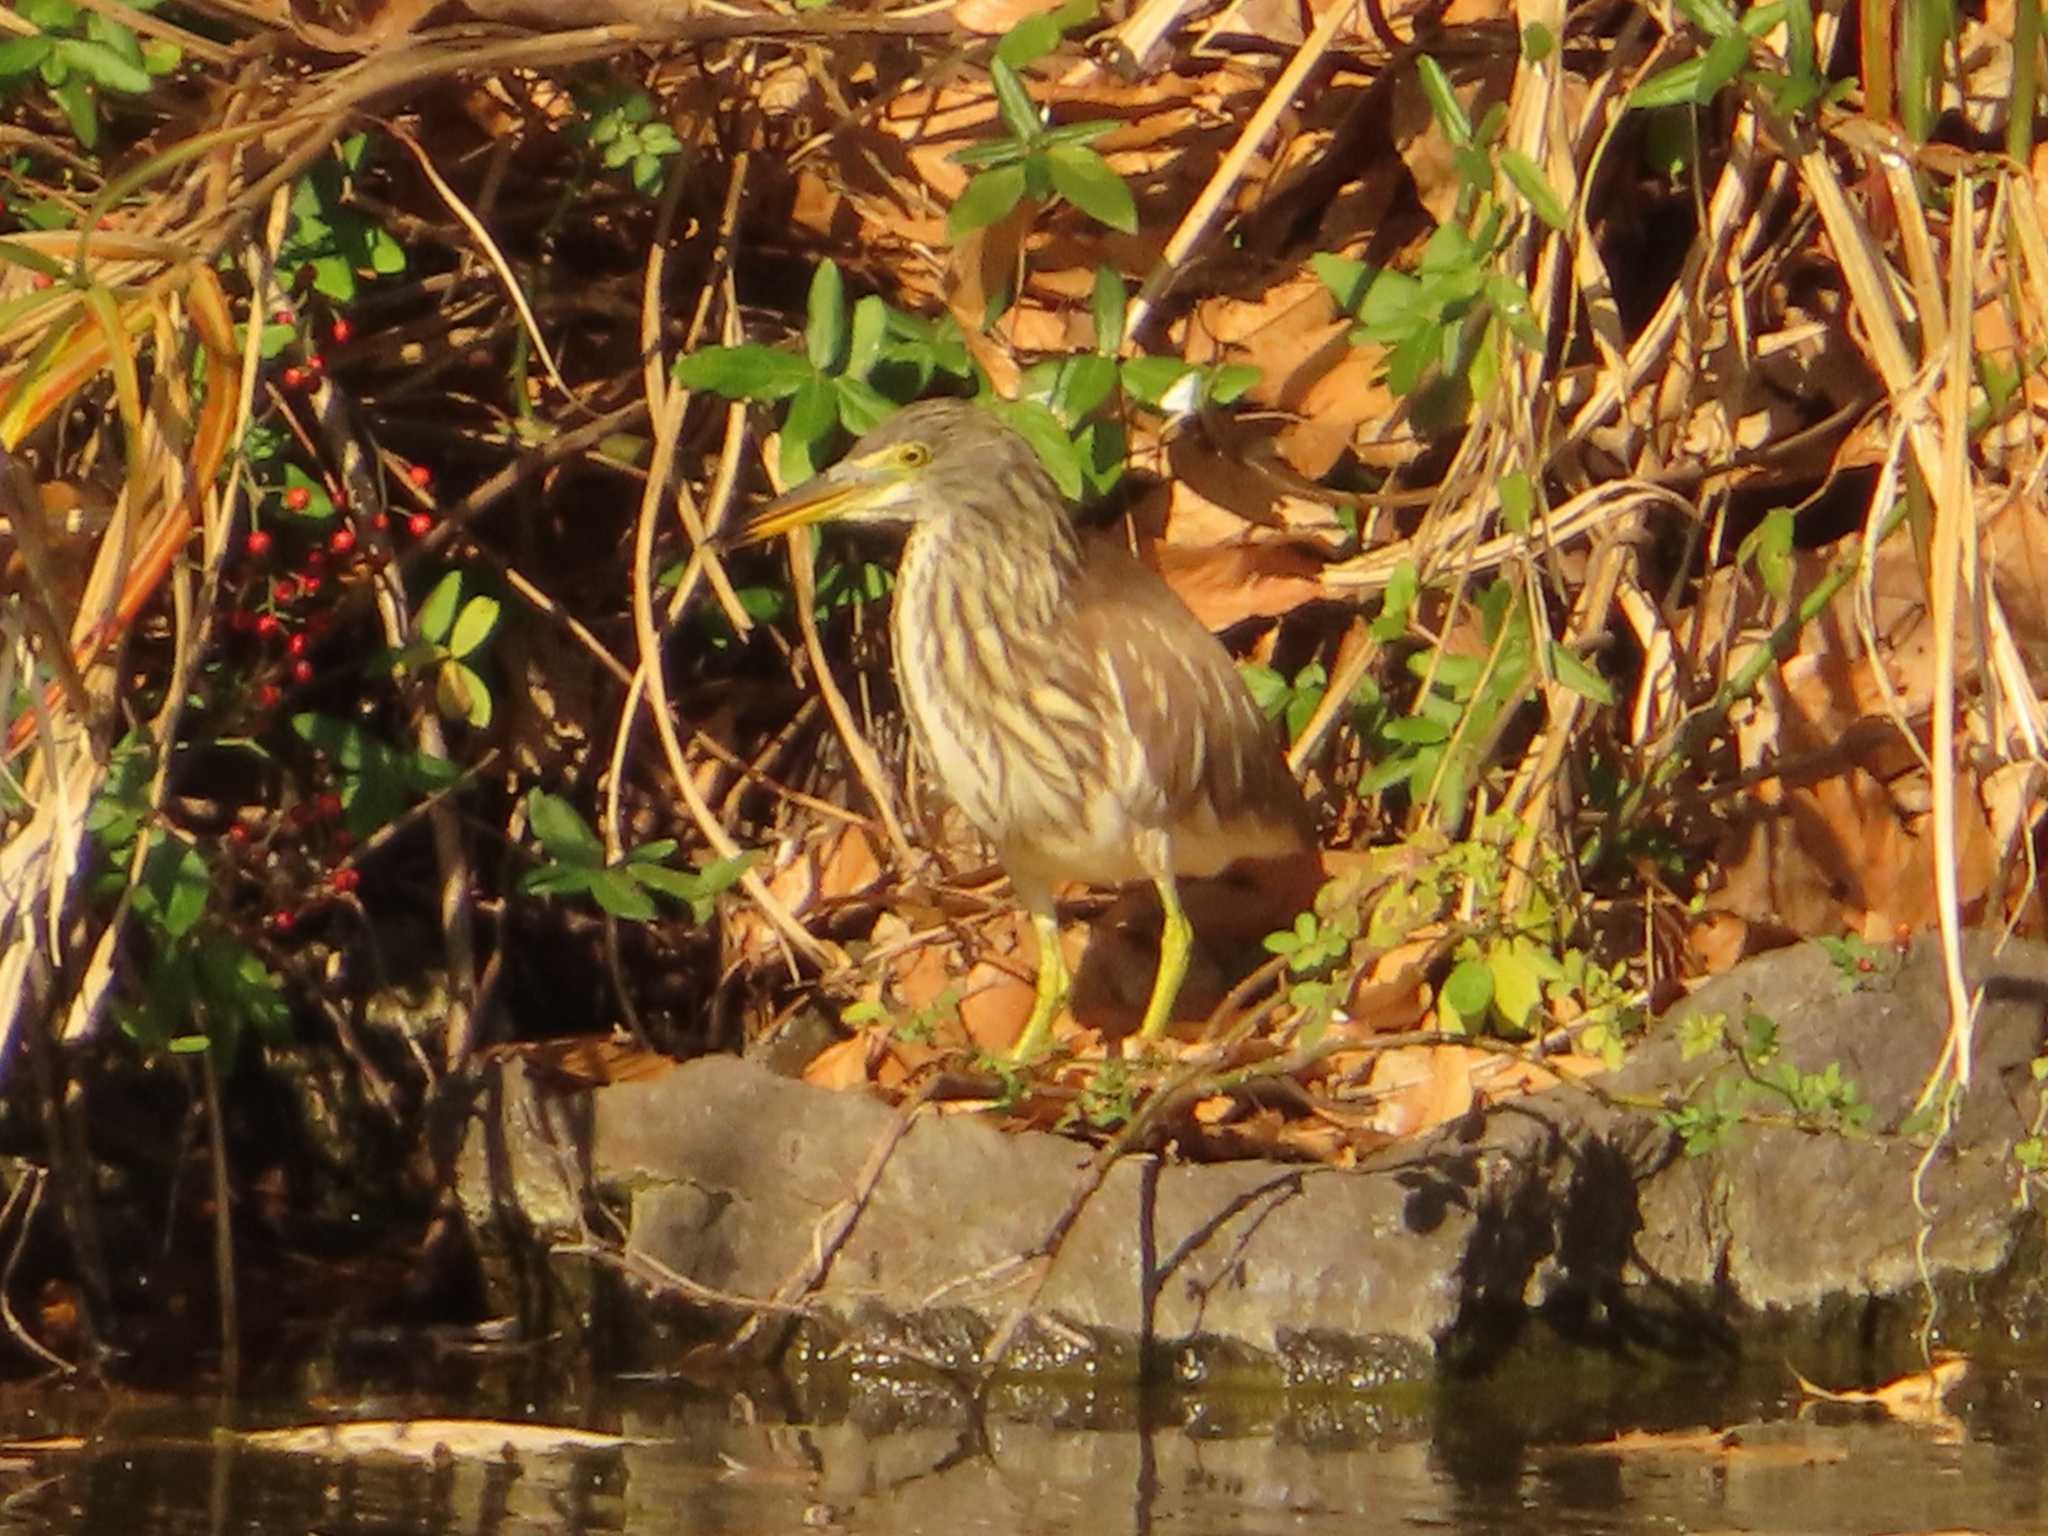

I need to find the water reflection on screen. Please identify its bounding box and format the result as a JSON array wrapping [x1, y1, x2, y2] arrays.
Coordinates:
[[0, 1363, 2041, 1536]]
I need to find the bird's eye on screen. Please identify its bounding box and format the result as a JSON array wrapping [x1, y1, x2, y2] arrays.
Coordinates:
[[898, 443, 931, 469]]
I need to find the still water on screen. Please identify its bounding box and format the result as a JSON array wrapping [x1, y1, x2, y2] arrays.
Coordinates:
[[0, 1361, 2041, 1536]]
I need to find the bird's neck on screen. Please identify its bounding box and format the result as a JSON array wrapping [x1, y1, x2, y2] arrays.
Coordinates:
[[899, 499, 1081, 636]]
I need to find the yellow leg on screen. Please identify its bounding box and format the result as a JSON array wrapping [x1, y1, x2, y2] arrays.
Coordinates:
[[1008, 905, 1070, 1062], [1136, 875, 1191, 1040]]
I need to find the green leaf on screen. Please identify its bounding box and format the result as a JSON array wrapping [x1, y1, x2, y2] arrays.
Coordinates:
[[1498, 149, 1570, 231], [588, 867, 657, 922], [450, 595, 500, 659], [1038, 118, 1120, 149], [847, 294, 889, 378], [55, 36, 150, 94], [1547, 642, 1615, 706], [990, 57, 1043, 143], [1497, 470, 1534, 531], [437, 659, 492, 728], [779, 375, 839, 483], [1310, 252, 1373, 312], [1241, 661, 1288, 719], [1484, 273, 1545, 351], [528, 789, 603, 867], [1045, 144, 1136, 233], [1206, 363, 1261, 405], [1415, 55, 1472, 147], [673, 344, 816, 401], [805, 260, 847, 373], [833, 374, 895, 434], [1441, 958, 1494, 1020], [1385, 322, 1439, 396], [996, 10, 1064, 69], [1091, 265, 1126, 354], [1673, 0, 1742, 38], [948, 163, 1029, 238], [0, 38, 55, 76], [1629, 60, 1708, 111], [1120, 355, 1195, 406], [1489, 942, 1543, 1029], [1738, 504, 1795, 599], [951, 137, 1031, 170], [1383, 716, 1450, 745], [1694, 30, 1753, 98], [1047, 352, 1118, 424], [1074, 419, 1125, 499], [51, 75, 99, 150], [416, 571, 462, 644], [138, 838, 211, 941]]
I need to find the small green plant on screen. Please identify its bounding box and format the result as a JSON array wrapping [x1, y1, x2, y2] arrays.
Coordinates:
[[572, 78, 683, 197], [1312, 55, 1563, 425], [948, 4, 1134, 241], [1360, 578, 1612, 817], [1069, 1057, 1141, 1130], [1242, 661, 1329, 744], [277, 134, 406, 304], [1813, 933, 1903, 993], [520, 790, 756, 923], [843, 987, 962, 1045], [393, 570, 501, 728], [1627, 0, 1839, 121], [0, 0, 178, 152], [673, 259, 972, 482], [86, 738, 288, 1058], [1264, 903, 1361, 1047], [1660, 1008, 1873, 1155]]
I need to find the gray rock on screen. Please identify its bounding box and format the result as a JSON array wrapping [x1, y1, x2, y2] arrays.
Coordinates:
[[455, 934, 2048, 1384]]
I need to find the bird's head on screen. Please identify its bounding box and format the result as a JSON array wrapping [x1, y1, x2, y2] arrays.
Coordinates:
[[734, 398, 1057, 546]]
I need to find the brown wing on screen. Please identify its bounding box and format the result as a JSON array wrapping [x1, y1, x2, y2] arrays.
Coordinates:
[[1066, 534, 1315, 880]]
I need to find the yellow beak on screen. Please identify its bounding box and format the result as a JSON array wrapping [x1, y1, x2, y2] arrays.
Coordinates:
[[733, 470, 880, 546]]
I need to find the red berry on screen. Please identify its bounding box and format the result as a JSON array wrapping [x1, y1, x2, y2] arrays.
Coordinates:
[[285, 486, 311, 512], [291, 659, 315, 685], [304, 548, 327, 570], [316, 792, 343, 819], [258, 683, 283, 709], [267, 909, 297, 934], [299, 574, 322, 597], [371, 512, 390, 532], [281, 366, 307, 390], [407, 512, 433, 538], [307, 353, 326, 374], [32, 274, 54, 291], [287, 632, 308, 658], [329, 829, 354, 853], [407, 464, 432, 489], [255, 613, 284, 639], [272, 576, 297, 603], [331, 867, 361, 894], [329, 527, 357, 555], [246, 529, 273, 558], [272, 306, 294, 325], [227, 823, 252, 845], [329, 317, 353, 345]]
